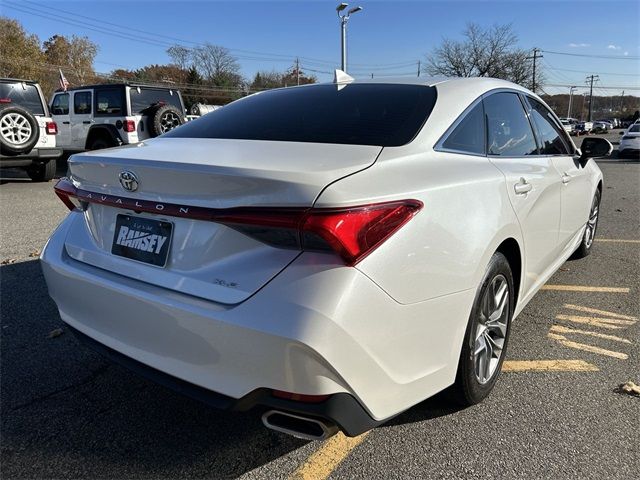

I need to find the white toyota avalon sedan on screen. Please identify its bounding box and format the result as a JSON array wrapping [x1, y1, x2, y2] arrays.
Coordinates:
[[42, 76, 611, 440]]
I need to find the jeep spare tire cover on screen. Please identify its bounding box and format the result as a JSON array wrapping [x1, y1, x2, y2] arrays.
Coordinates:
[[147, 104, 184, 138], [0, 105, 40, 155]]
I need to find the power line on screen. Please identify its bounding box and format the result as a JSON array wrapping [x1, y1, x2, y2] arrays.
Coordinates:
[[542, 49, 640, 60], [544, 64, 640, 77]]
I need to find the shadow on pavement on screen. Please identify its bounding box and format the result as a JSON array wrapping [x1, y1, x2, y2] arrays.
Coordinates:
[[0, 259, 306, 479]]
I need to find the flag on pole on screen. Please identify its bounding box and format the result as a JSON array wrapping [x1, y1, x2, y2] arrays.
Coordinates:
[[59, 69, 69, 91]]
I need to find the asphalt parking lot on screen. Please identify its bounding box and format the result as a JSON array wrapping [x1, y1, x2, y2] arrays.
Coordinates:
[[1, 132, 638, 479]]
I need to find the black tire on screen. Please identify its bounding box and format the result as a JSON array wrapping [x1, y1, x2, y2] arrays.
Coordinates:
[[26, 159, 56, 182], [0, 105, 40, 155], [88, 136, 114, 151], [571, 189, 601, 259], [146, 104, 184, 138], [450, 252, 514, 406]]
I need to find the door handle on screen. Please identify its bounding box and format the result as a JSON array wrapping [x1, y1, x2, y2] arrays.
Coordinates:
[[82, 120, 92, 125], [562, 172, 572, 184], [62, 121, 70, 124], [514, 178, 532, 195]]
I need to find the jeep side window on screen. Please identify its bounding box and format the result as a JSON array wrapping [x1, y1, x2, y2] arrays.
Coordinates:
[[51, 93, 69, 115], [74, 92, 91, 115], [96, 89, 124, 116]]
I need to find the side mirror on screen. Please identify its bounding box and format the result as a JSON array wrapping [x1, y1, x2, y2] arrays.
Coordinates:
[[579, 137, 613, 165]]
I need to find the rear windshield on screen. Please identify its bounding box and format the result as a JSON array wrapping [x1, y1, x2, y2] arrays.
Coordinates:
[[129, 87, 183, 114], [0, 82, 45, 115], [165, 84, 437, 146], [629, 124, 640, 133]]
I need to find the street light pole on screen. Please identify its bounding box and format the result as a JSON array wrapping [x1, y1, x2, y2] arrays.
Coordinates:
[[567, 86, 577, 119], [336, 3, 363, 73]]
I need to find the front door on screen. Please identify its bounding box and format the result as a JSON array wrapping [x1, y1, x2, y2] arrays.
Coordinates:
[[525, 96, 593, 250], [50, 92, 71, 148], [70, 90, 93, 149], [483, 91, 562, 296]]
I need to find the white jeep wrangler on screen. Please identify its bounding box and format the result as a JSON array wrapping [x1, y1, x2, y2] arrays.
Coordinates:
[[50, 83, 186, 152], [1, 78, 61, 181]]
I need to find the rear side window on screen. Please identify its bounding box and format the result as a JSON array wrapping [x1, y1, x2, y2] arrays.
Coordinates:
[[165, 84, 437, 147], [0, 82, 45, 115], [129, 87, 183, 114], [527, 97, 570, 155], [96, 89, 124, 116], [441, 102, 485, 155], [484, 92, 538, 157], [74, 92, 92, 114], [51, 93, 69, 115]]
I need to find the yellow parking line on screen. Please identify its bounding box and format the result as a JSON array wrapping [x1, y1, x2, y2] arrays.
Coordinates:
[[541, 285, 630, 293], [502, 359, 599, 372], [550, 325, 632, 344], [595, 238, 640, 243], [291, 432, 369, 480], [548, 333, 629, 359], [563, 304, 638, 321], [556, 314, 635, 329]]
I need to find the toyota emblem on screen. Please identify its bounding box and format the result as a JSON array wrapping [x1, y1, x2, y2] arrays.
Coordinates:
[[119, 170, 139, 192]]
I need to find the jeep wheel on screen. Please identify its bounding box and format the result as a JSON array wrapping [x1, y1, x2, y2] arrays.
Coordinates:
[[88, 136, 114, 151], [27, 160, 56, 182], [0, 106, 40, 155], [147, 104, 183, 137]]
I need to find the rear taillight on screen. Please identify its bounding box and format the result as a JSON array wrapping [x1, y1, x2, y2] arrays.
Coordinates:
[[52, 178, 422, 265], [45, 121, 58, 135], [124, 120, 136, 132], [0, 98, 11, 104]]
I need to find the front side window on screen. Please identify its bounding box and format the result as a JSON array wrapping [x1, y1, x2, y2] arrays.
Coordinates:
[[0, 82, 45, 115], [484, 92, 538, 157], [95, 89, 124, 115], [51, 93, 69, 115], [441, 101, 485, 155], [165, 84, 437, 147], [527, 97, 571, 155], [74, 92, 92, 115]]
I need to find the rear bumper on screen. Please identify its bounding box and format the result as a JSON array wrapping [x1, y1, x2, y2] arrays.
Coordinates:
[[41, 212, 474, 429], [0, 147, 62, 166]]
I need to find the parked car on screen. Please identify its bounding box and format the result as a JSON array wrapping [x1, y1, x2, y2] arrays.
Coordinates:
[[618, 123, 640, 158], [592, 121, 610, 133], [49, 83, 186, 152], [42, 77, 610, 440], [560, 119, 574, 134], [574, 121, 593, 136], [0, 78, 61, 181]]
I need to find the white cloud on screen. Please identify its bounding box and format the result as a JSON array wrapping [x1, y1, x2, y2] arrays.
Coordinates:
[[624, 51, 629, 56], [608, 44, 622, 50], [568, 43, 590, 48]]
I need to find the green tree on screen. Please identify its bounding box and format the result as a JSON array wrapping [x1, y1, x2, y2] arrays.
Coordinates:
[[0, 17, 44, 80], [43, 34, 98, 92]]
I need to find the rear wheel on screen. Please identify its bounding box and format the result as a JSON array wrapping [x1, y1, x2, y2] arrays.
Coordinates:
[[88, 136, 113, 151], [450, 252, 514, 406], [26, 160, 56, 182], [571, 189, 600, 259]]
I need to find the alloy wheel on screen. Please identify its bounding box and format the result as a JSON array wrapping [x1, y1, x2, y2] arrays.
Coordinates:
[[474, 274, 509, 384], [159, 112, 181, 133], [0, 113, 32, 146], [584, 201, 599, 249]]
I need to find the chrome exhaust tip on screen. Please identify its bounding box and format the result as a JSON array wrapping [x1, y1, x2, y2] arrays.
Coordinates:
[[262, 410, 338, 441]]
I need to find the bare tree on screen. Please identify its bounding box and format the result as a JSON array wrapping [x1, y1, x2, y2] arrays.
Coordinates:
[[192, 44, 241, 87], [426, 23, 543, 89]]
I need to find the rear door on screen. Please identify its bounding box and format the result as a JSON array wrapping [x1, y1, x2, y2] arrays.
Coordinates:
[[70, 90, 93, 148], [483, 91, 562, 296], [525, 96, 592, 250], [50, 92, 71, 147]]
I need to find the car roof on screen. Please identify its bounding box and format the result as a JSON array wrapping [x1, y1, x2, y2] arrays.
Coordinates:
[[1, 78, 39, 84], [55, 83, 181, 93]]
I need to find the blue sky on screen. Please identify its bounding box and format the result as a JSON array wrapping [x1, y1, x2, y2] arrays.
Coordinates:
[[3, 0, 639, 95]]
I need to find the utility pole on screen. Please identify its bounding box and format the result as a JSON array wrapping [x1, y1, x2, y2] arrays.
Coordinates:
[[527, 48, 543, 93], [567, 86, 577, 119], [417, 60, 421, 77], [295, 57, 300, 86], [336, 3, 363, 73], [586, 74, 599, 122], [620, 90, 625, 113]]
